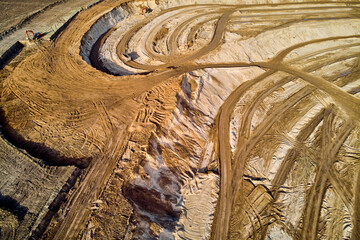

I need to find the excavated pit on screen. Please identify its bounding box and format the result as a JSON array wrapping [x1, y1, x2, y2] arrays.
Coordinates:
[[1, 0, 360, 239]]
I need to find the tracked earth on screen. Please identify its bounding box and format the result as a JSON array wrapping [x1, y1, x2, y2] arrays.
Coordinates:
[[0, 0, 360, 239]]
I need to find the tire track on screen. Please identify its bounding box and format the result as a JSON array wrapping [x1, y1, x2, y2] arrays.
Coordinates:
[[211, 34, 360, 239], [3, 1, 360, 239], [301, 108, 353, 240]]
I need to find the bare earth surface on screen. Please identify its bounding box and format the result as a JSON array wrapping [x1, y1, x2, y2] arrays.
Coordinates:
[[0, 0, 59, 34], [0, 0, 100, 55], [1, 0, 360, 239]]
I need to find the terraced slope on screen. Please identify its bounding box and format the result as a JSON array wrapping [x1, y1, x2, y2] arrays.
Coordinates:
[[1, 0, 360, 239]]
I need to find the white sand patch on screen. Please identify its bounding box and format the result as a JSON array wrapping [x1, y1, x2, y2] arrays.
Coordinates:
[[268, 103, 323, 181], [175, 173, 219, 240]]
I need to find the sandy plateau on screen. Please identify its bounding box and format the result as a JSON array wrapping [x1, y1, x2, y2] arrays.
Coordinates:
[[0, 0, 360, 239]]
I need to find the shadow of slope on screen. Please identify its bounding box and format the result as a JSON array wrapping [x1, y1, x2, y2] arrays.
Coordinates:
[[0, 191, 28, 221], [0, 108, 91, 168]]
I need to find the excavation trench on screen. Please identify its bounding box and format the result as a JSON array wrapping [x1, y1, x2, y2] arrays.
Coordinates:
[[80, 3, 130, 73]]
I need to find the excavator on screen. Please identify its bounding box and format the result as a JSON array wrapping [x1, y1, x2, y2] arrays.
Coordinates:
[[141, 7, 152, 14], [25, 30, 42, 41]]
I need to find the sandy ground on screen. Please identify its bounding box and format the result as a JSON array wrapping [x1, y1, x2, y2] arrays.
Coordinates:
[[1, 0, 360, 239], [0, 0, 59, 34], [0, 0, 100, 55]]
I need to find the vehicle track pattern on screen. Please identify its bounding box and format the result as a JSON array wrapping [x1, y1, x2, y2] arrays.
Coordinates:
[[1, 0, 360, 239]]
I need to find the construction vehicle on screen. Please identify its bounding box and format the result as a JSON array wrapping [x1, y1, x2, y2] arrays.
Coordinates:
[[141, 7, 152, 14], [121, 52, 131, 62], [25, 30, 42, 40]]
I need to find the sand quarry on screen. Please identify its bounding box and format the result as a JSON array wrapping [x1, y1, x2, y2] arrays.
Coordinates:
[[0, 0, 360, 239]]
